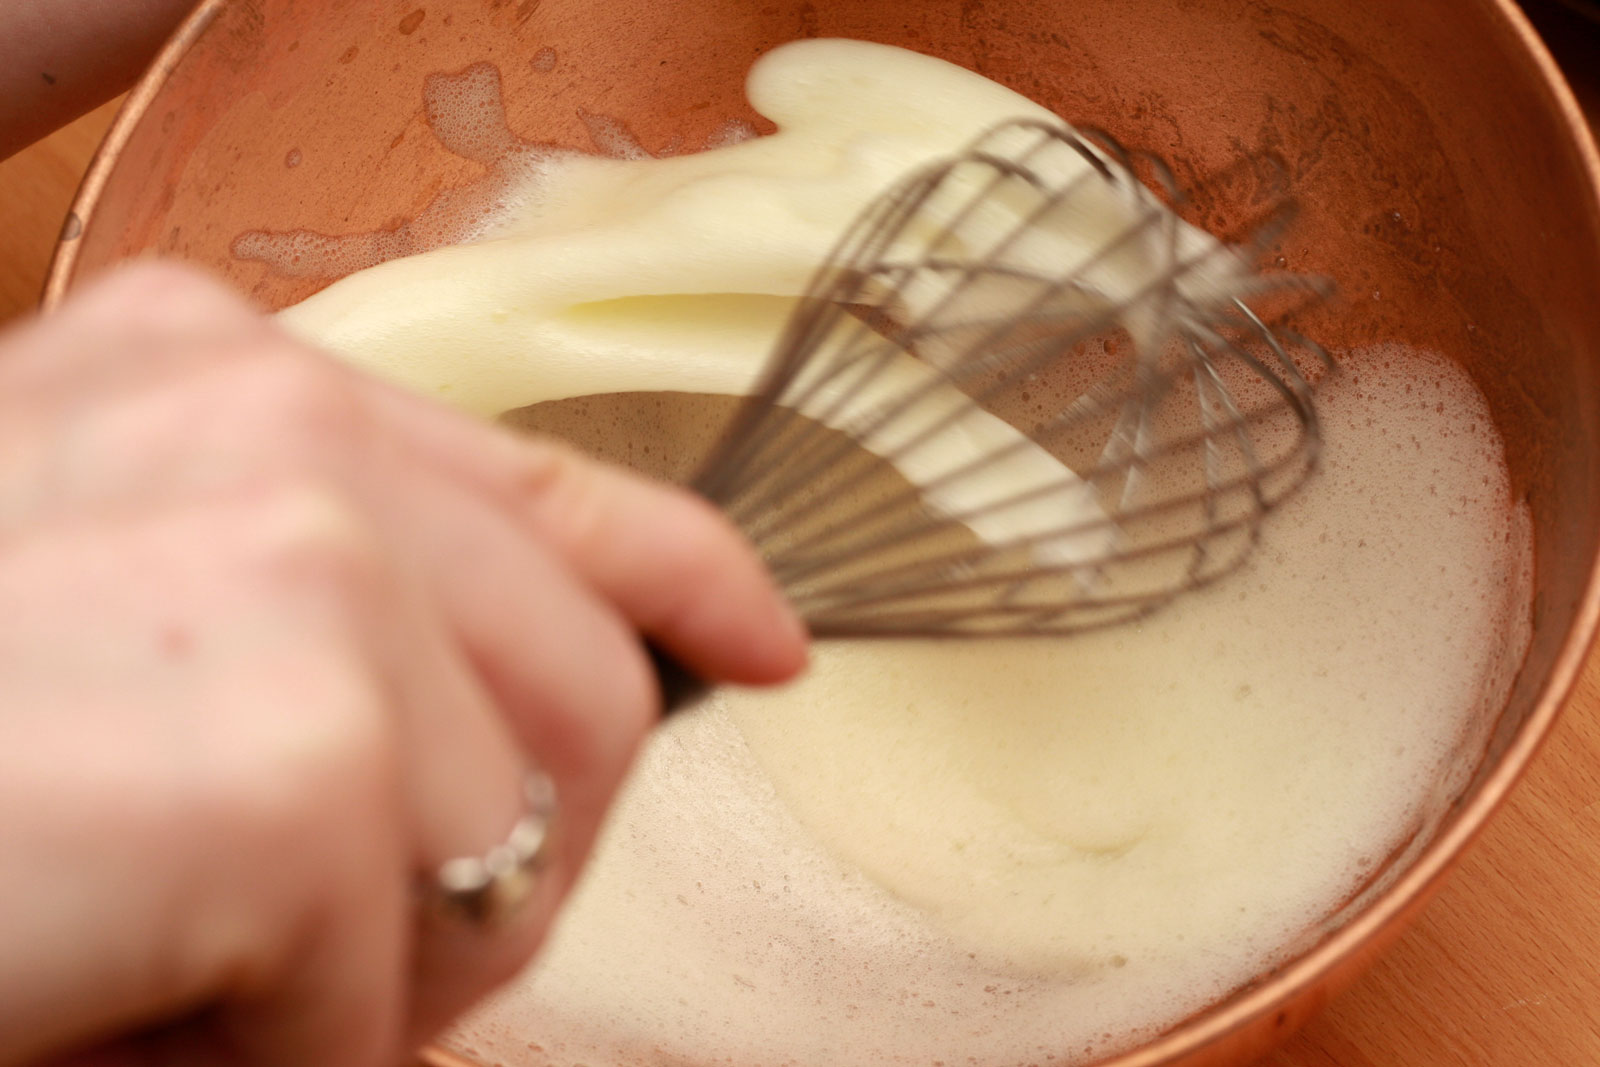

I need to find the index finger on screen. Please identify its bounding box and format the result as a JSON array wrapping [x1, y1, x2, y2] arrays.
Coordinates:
[[363, 378, 809, 689]]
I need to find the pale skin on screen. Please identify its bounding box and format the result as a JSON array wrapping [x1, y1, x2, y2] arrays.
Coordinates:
[[1, 5, 808, 1067]]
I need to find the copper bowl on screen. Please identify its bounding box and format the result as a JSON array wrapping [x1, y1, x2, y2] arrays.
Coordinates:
[[46, 1, 1600, 1064]]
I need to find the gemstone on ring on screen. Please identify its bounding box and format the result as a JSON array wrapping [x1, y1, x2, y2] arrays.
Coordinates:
[[430, 770, 558, 927]]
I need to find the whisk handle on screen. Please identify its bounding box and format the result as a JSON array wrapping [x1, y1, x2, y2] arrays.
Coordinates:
[[648, 641, 712, 714]]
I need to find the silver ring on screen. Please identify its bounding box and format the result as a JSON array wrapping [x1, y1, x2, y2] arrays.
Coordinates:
[[428, 770, 558, 928]]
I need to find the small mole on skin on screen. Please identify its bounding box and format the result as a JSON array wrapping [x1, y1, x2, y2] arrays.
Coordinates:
[[285, 148, 303, 168], [159, 625, 194, 660], [399, 9, 426, 34], [41, 72, 56, 85], [339, 44, 359, 64]]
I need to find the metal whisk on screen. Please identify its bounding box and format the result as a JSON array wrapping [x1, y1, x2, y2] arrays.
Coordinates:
[[659, 117, 1331, 704]]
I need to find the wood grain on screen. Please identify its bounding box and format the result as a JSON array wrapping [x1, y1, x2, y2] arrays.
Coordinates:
[[0, 8, 1597, 1064]]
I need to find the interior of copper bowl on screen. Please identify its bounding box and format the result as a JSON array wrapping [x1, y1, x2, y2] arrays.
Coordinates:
[[50, 0, 1600, 1062]]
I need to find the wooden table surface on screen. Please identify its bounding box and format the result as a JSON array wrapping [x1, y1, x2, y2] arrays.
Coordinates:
[[2, 6, 1599, 1065]]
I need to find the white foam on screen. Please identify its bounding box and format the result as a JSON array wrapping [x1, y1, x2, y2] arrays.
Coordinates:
[[233, 61, 566, 278], [706, 118, 759, 149], [450, 343, 1531, 1066], [235, 57, 764, 279], [578, 109, 654, 161]]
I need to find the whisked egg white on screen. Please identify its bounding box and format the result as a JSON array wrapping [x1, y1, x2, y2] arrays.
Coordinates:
[[266, 36, 1533, 1067], [452, 344, 1528, 1067]]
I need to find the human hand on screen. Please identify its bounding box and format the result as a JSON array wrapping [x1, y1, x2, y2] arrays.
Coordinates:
[[0, 263, 806, 1067]]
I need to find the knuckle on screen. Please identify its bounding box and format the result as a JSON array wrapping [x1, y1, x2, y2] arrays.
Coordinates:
[[81, 261, 247, 329], [232, 480, 387, 604], [229, 347, 366, 449], [509, 439, 593, 518]]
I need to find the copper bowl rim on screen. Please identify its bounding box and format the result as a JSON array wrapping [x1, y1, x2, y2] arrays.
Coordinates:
[[42, 1, 1600, 1063]]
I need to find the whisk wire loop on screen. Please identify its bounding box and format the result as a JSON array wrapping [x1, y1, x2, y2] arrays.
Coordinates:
[[691, 119, 1333, 638]]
